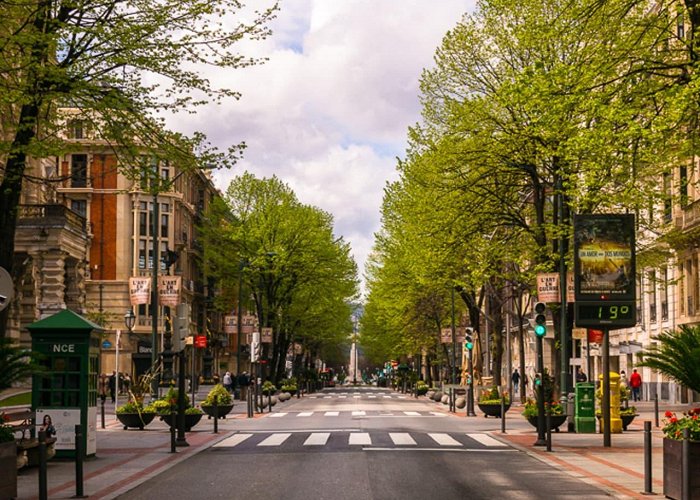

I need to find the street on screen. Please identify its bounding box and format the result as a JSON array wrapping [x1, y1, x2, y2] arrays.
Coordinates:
[[119, 387, 614, 500]]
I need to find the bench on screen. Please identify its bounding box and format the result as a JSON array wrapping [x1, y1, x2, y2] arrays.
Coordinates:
[[4, 409, 56, 469]]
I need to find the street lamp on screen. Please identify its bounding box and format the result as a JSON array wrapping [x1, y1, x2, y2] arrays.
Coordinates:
[[124, 308, 135, 334]]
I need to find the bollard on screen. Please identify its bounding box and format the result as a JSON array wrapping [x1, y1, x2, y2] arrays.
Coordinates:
[[38, 430, 47, 500], [501, 394, 506, 434], [170, 408, 177, 453], [683, 428, 690, 500], [546, 412, 552, 452], [642, 421, 653, 495], [247, 387, 253, 418], [654, 393, 659, 428], [213, 400, 219, 434], [101, 399, 105, 429], [268, 394, 272, 413], [74, 424, 86, 498]]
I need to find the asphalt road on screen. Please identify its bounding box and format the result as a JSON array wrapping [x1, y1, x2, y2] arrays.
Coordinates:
[[118, 387, 615, 500]]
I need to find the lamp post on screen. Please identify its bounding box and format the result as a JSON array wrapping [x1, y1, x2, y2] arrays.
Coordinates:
[[124, 308, 136, 334], [236, 260, 248, 380]]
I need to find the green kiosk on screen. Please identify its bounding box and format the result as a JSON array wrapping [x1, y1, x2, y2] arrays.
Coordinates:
[[28, 309, 103, 458]]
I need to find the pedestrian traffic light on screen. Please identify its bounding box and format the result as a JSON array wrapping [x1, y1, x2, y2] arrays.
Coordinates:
[[171, 303, 190, 352], [534, 302, 547, 338], [464, 327, 474, 350]]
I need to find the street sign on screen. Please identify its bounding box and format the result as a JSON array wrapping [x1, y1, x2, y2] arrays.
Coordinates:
[[101, 340, 112, 349], [194, 335, 207, 348], [0, 266, 13, 312]]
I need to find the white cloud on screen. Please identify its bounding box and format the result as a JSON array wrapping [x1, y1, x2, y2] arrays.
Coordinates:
[[165, 0, 475, 296]]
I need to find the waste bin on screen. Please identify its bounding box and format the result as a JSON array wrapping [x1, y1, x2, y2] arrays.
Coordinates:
[[575, 382, 596, 433]]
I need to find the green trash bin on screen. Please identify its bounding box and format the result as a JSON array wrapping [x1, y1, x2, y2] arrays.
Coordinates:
[[575, 382, 596, 433]]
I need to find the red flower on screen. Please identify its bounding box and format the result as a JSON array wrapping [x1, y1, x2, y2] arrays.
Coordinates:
[[670, 417, 678, 424], [665, 410, 673, 418]]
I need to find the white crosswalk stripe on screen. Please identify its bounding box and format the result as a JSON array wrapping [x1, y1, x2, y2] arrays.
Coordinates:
[[213, 434, 252, 448], [304, 433, 330, 446], [428, 433, 462, 446], [348, 433, 372, 445], [268, 413, 286, 418], [467, 433, 505, 447], [389, 433, 416, 445], [258, 433, 291, 446], [430, 412, 448, 417], [403, 411, 420, 416], [352, 410, 366, 416], [324, 411, 339, 416], [338, 396, 347, 399], [297, 412, 314, 417]]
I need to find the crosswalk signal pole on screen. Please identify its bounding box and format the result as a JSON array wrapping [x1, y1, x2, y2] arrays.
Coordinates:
[[465, 329, 476, 417]]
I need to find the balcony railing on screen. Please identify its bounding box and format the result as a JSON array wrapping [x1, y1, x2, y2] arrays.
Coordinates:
[[17, 204, 86, 231]]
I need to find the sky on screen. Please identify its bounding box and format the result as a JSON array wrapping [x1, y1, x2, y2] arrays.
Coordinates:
[[167, 1, 476, 296]]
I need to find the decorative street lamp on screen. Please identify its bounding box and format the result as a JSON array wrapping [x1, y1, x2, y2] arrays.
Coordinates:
[[124, 308, 136, 334]]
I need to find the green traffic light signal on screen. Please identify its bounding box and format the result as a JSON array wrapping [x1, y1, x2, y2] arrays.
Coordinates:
[[534, 302, 547, 338], [465, 336, 473, 350]]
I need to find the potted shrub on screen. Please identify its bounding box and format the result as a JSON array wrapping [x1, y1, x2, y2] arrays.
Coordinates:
[[280, 377, 298, 396], [201, 384, 234, 419], [477, 386, 510, 418], [638, 325, 700, 500], [415, 381, 429, 396], [522, 399, 567, 431], [116, 400, 156, 430], [262, 381, 277, 396], [156, 388, 203, 431]]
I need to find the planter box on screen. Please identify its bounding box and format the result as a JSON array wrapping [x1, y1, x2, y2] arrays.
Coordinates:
[[0, 441, 17, 499], [116, 412, 155, 430], [478, 402, 511, 418], [526, 414, 568, 432], [664, 438, 700, 500], [162, 413, 203, 432], [201, 404, 233, 419]]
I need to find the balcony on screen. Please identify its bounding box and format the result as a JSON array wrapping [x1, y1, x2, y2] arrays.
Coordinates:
[[17, 204, 87, 232], [674, 199, 700, 230]]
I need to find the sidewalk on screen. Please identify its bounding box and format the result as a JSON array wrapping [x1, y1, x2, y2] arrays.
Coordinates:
[[11, 397, 694, 500]]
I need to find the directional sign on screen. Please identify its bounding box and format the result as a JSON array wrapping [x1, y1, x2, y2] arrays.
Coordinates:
[[0, 266, 13, 312]]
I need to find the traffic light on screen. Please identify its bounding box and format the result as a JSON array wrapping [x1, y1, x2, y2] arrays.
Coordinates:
[[534, 302, 547, 338], [171, 303, 190, 352], [465, 327, 474, 350], [250, 331, 261, 363]]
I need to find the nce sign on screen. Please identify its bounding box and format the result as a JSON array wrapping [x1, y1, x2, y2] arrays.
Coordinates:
[[52, 344, 76, 353]]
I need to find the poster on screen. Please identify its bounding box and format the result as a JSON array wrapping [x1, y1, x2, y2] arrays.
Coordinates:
[[36, 408, 80, 451], [536, 272, 575, 303], [158, 276, 181, 306], [261, 327, 273, 343], [574, 214, 636, 301], [129, 277, 150, 305], [223, 315, 237, 334]]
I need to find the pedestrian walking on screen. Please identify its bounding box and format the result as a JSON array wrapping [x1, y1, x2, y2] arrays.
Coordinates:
[[629, 368, 642, 401], [223, 371, 233, 393], [108, 371, 117, 403], [576, 367, 587, 383], [511, 369, 520, 394]]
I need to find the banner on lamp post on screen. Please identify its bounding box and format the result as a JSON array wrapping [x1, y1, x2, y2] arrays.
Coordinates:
[[536, 272, 575, 303], [261, 327, 273, 343], [129, 277, 150, 305], [158, 276, 181, 307], [440, 328, 452, 344], [223, 315, 237, 334]]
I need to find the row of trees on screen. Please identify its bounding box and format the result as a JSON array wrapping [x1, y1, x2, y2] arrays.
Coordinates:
[[0, 0, 279, 336], [201, 173, 359, 384], [361, 0, 700, 396]]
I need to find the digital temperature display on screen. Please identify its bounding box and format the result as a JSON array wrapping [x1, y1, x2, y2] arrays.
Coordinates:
[[575, 302, 636, 328]]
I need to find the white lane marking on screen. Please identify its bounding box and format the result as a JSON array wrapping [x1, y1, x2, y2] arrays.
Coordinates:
[[398, 396, 407, 399], [213, 434, 252, 448], [430, 412, 448, 417], [304, 432, 330, 446], [338, 396, 347, 399], [348, 432, 372, 445], [353, 395, 361, 399], [297, 412, 314, 417], [467, 433, 506, 447], [368, 395, 377, 399], [308, 396, 317, 399], [429, 433, 462, 446], [403, 411, 420, 416], [268, 413, 286, 418], [352, 410, 366, 416], [323, 396, 332, 399], [389, 433, 417, 445], [383, 396, 392, 399], [324, 411, 339, 416], [257, 433, 291, 446], [353, 392, 360, 395]]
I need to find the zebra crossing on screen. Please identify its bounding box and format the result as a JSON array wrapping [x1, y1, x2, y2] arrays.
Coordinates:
[[212, 431, 513, 453], [267, 410, 448, 418], [306, 392, 408, 400]]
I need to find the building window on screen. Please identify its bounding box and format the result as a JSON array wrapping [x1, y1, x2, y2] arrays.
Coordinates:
[[161, 214, 168, 238], [71, 200, 87, 218], [71, 154, 88, 188], [663, 173, 672, 222], [648, 270, 657, 323], [138, 240, 147, 269], [680, 165, 689, 208], [139, 211, 148, 237], [661, 266, 669, 321], [636, 274, 643, 324], [678, 12, 685, 40]]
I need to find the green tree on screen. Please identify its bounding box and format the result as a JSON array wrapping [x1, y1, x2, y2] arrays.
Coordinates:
[[0, 337, 42, 391], [0, 0, 278, 336], [638, 325, 700, 393]]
